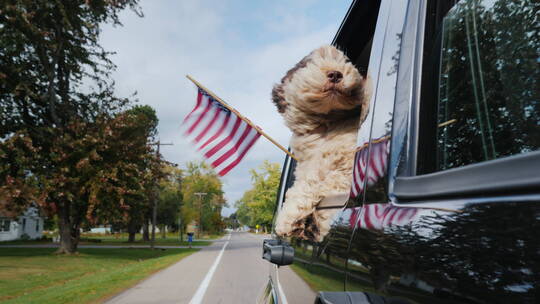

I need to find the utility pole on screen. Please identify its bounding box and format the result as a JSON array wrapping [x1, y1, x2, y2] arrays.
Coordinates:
[[149, 140, 173, 250], [194, 192, 207, 239]]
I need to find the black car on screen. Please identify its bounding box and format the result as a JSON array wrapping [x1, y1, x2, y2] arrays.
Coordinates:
[[260, 0, 539, 303]]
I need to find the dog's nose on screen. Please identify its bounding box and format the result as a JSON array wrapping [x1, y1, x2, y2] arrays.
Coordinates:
[[327, 71, 343, 83]]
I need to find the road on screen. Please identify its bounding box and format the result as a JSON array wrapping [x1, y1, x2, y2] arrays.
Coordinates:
[[106, 231, 270, 304]]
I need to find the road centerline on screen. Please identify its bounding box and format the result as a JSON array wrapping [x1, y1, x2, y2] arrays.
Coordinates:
[[188, 234, 231, 304]]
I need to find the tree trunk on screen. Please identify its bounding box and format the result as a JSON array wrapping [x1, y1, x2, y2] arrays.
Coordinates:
[[180, 222, 184, 242], [56, 203, 80, 254], [142, 220, 150, 241], [370, 265, 390, 292], [127, 218, 137, 242], [161, 225, 166, 239]]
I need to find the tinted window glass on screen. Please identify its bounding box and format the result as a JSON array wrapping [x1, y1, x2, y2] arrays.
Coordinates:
[[420, 0, 539, 173]]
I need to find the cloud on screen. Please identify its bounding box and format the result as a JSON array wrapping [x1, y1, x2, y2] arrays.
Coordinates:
[[100, 0, 351, 216]]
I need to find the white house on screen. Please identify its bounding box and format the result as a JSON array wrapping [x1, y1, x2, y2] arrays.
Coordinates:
[[90, 225, 112, 234], [0, 207, 44, 241]]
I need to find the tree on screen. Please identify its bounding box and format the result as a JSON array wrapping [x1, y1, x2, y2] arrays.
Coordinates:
[[116, 105, 158, 242], [0, 0, 142, 254], [157, 165, 183, 238], [224, 212, 240, 230], [180, 161, 226, 236], [235, 161, 281, 232]]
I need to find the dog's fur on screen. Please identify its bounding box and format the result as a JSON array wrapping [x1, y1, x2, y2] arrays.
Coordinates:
[[272, 45, 369, 242]]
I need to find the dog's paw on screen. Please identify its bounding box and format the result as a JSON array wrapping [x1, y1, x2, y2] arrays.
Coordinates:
[[274, 207, 311, 237], [274, 219, 292, 237], [290, 214, 320, 241]]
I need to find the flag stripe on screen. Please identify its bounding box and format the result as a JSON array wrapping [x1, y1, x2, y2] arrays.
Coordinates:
[[205, 117, 242, 158], [183, 91, 203, 124], [195, 107, 221, 142], [207, 120, 249, 164], [212, 124, 252, 168], [214, 128, 259, 173], [351, 204, 418, 230], [199, 114, 232, 151], [187, 97, 213, 135], [182, 86, 261, 176], [218, 132, 261, 176], [350, 137, 390, 198]]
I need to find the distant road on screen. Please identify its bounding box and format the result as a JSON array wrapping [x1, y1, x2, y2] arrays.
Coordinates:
[[106, 231, 269, 304]]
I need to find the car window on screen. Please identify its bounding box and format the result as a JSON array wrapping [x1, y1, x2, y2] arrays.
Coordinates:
[[418, 0, 539, 174]]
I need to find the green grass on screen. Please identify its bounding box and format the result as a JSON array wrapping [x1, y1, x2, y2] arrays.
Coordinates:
[[82, 232, 222, 247], [1, 232, 224, 247], [290, 261, 349, 292], [0, 247, 198, 304], [290, 258, 384, 293], [290, 260, 442, 304]]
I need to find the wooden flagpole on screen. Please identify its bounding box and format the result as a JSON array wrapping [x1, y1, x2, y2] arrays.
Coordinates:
[[186, 75, 298, 161]]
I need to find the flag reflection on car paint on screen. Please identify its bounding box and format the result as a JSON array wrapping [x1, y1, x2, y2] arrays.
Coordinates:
[[350, 136, 390, 198], [349, 204, 419, 230]]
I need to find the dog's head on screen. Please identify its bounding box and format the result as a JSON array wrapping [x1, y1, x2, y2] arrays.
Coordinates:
[[272, 45, 365, 117]]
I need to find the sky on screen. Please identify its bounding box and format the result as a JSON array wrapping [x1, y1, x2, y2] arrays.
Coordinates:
[[100, 0, 352, 216]]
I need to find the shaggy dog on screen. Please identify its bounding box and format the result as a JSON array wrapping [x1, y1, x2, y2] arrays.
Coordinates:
[[272, 45, 369, 242]]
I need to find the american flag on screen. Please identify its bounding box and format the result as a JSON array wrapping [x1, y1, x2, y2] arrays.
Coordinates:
[[182, 87, 261, 176], [348, 204, 419, 230], [350, 136, 390, 198]]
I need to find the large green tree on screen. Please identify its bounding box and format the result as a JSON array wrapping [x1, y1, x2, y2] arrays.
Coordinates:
[[235, 161, 281, 232], [180, 161, 226, 236], [0, 0, 142, 253], [156, 165, 183, 238], [114, 105, 159, 242]]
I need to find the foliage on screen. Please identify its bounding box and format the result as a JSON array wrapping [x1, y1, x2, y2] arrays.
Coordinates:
[[235, 161, 281, 230], [180, 161, 226, 234], [157, 165, 183, 229], [223, 212, 240, 230], [0, 0, 143, 253], [116, 105, 159, 240]]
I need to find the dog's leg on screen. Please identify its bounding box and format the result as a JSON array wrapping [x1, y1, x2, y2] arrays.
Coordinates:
[[275, 159, 323, 237], [312, 209, 340, 242], [310, 147, 356, 240], [275, 180, 322, 236]]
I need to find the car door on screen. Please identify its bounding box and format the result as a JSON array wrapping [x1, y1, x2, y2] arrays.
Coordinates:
[[345, 0, 540, 303]]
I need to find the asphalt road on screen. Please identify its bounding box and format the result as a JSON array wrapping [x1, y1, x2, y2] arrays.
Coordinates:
[[106, 231, 270, 304]]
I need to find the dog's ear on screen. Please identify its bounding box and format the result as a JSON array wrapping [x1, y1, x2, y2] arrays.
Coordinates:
[[272, 84, 287, 113]]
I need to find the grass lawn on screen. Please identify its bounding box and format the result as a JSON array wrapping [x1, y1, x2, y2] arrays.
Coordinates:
[[290, 260, 441, 304], [290, 258, 382, 294], [1, 232, 224, 247], [80, 233, 214, 247], [83, 232, 223, 247], [0, 247, 198, 304], [290, 261, 350, 292]]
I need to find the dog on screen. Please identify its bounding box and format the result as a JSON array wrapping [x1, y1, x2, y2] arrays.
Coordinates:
[[272, 45, 369, 242]]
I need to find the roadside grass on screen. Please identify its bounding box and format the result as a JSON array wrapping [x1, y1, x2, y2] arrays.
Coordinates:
[[290, 261, 350, 292], [290, 259, 441, 304], [0, 247, 198, 304], [0, 232, 224, 247], [290, 257, 379, 294]]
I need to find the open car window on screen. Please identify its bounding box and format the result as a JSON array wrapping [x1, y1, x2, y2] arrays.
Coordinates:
[[394, 0, 540, 201], [418, 0, 539, 173]]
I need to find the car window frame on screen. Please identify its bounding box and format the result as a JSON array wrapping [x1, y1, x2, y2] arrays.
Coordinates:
[[389, 0, 540, 204]]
